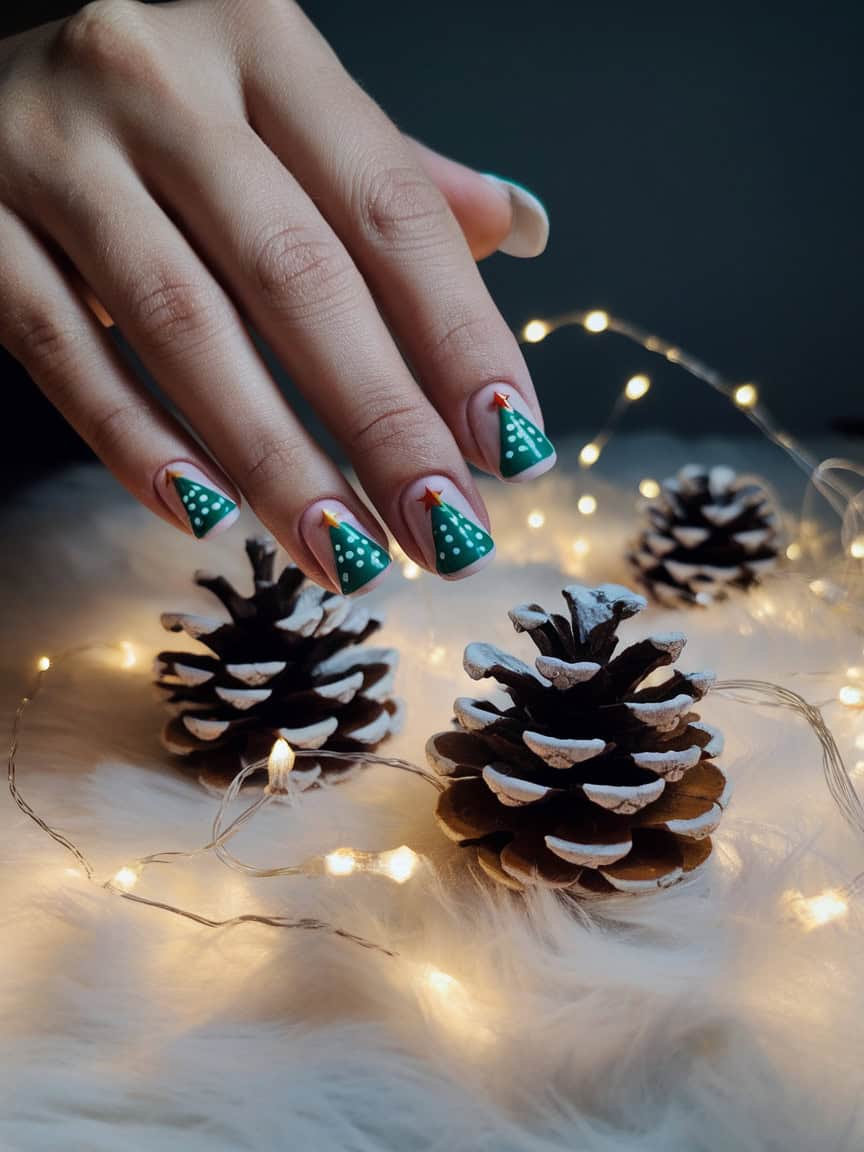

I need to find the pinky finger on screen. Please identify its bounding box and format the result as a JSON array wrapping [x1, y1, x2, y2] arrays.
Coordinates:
[[0, 207, 240, 539]]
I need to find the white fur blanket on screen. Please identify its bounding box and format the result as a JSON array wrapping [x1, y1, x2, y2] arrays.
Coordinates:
[[2, 438, 863, 1151]]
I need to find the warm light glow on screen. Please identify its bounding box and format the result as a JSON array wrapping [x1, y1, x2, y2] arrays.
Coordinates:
[[119, 641, 137, 669], [839, 685, 864, 707], [850, 536, 864, 559], [638, 478, 661, 499], [847, 666, 863, 679], [571, 537, 591, 556], [733, 383, 758, 409], [786, 888, 849, 930], [325, 848, 357, 877], [855, 732, 864, 751], [36, 656, 51, 672], [624, 374, 651, 401], [267, 737, 295, 791], [579, 441, 601, 467], [112, 866, 138, 891], [402, 560, 421, 580], [424, 967, 459, 994], [785, 542, 802, 561], [377, 845, 419, 884], [584, 310, 609, 333], [527, 509, 545, 529], [428, 645, 447, 666], [577, 495, 597, 516], [522, 319, 550, 343]]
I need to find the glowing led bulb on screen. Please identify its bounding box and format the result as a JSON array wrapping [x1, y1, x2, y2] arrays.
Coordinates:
[[571, 537, 590, 556], [377, 845, 419, 884], [36, 656, 51, 672], [267, 737, 295, 792], [850, 536, 864, 559], [402, 560, 421, 580], [522, 319, 550, 343], [624, 374, 651, 401], [527, 509, 545, 529], [112, 866, 139, 891], [325, 848, 357, 877], [577, 495, 597, 516], [733, 383, 758, 409], [638, 478, 661, 499], [786, 888, 849, 929], [119, 641, 137, 669], [425, 967, 459, 994], [785, 542, 801, 561], [579, 442, 601, 467], [583, 310, 609, 333], [839, 685, 864, 707]]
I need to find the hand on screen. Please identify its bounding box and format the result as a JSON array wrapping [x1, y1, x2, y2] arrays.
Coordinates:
[[0, 0, 554, 593]]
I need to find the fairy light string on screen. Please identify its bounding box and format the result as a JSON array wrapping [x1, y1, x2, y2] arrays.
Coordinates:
[[8, 644, 442, 960], [8, 633, 864, 950]]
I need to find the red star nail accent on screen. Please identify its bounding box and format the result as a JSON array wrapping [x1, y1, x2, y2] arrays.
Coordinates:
[[419, 486, 444, 511], [493, 391, 512, 410]]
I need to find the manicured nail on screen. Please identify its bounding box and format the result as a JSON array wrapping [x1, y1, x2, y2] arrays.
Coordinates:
[[299, 501, 391, 595], [468, 384, 556, 481], [481, 174, 549, 258], [157, 463, 239, 539], [402, 476, 495, 579]]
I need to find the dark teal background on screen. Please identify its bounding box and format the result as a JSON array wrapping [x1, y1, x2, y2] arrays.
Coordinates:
[[2, 0, 862, 491]]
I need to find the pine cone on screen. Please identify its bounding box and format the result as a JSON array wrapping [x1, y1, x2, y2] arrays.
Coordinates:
[[630, 464, 780, 607], [155, 537, 401, 786], [427, 584, 727, 894]]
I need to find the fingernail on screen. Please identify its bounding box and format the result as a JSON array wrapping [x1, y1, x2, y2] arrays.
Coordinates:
[[402, 476, 495, 579], [157, 463, 240, 539], [481, 174, 549, 258], [468, 384, 556, 481], [299, 501, 391, 595]]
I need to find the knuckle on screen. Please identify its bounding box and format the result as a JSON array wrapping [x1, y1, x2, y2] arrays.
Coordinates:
[[128, 273, 227, 357], [347, 394, 429, 458], [360, 165, 452, 249], [85, 399, 150, 461], [54, 0, 162, 86], [250, 225, 355, 319], [3, 304, 84, 380], [421, 310, 499, 368], [237, 435, 305, 503]]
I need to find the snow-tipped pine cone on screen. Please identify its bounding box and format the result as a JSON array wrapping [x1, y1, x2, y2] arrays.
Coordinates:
[[427, 584, 728, 894], [155, 537, 401, 786], [630, 464, 781, 607]]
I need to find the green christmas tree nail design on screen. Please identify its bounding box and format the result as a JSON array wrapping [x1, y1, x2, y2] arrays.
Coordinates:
[[494, 391, 555, 477], [323, 509, 391, 593], [170, 473, 237, 538], [421, 487, 494, 576]]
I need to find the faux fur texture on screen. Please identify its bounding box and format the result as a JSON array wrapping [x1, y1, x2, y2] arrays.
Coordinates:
[[2, 438, 863, 1151]]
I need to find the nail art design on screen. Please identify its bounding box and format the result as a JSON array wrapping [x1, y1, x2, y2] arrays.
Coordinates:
[[420, 486, 494, 576], [494, 391, 555, 478], [321, 509, 391, 594], [168, 472, 238, 538]]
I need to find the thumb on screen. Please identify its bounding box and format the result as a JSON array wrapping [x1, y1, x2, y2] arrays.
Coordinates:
[[404, 137, 549, 261]]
